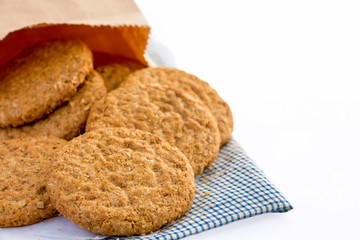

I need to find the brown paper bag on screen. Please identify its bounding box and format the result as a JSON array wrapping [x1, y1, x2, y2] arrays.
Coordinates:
[[0, 0, 150, 68]]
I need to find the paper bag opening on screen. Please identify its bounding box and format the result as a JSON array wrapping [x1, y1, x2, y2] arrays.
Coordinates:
[[0, 0, 150, 68]]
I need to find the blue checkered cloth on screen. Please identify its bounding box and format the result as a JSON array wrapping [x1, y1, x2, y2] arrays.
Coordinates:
[[104, 138, 293, 240]]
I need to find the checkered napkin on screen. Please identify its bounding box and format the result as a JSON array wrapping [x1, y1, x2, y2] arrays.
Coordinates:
[[104, 138, 293, 240]]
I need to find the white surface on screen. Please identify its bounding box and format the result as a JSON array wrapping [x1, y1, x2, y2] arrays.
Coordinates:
[[135, 0, 360, 239], [0, 216, 105, 240]]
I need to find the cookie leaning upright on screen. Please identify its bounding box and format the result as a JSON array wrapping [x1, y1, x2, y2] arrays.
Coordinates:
[[0, 136, 66, 227], [121, 67, 233, 146], [48, 127, 195, 236], [86, 84, 221, 175], [0, 39, 93, 127], [0, 70, 107, 141]]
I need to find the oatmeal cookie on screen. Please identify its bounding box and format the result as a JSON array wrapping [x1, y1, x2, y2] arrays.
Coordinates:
[[0, 39, 93, 127], [121, 67, 233, 146], [47, 127, 194, 236], [0, 136, 66, 227], [96, 62, 144, 92], [0, 70, 106, 141], [86, 84, 221, 175]]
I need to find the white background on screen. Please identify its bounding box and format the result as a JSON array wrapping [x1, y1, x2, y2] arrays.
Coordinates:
[[135, 1, 360, 239]]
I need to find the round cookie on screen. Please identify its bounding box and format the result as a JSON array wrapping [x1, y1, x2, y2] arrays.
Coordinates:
[[48, 127, 195, 236], [121, 67, 233, 146], [0, 136, 66, 227], [96, 62, 144, 92], [86, 84, 221, 175], [0, 70, 107, 141], [0, 39, 93, 127]]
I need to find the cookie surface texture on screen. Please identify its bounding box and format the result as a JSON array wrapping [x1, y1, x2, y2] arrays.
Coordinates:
[[86, 84, 221, 175], [0, 70, 106, 141], [96, 62, 144, 92], [48, 128, 195, 236], [122, 67, 233, 146], [0, 136, 66, 227], [0, 39, 93, 127]]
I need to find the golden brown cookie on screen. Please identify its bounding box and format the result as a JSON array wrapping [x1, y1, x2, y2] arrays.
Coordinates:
[[96, 62, 144, 92], [86, 84, 221, 175], [121, 67, 233, 146], [0, 39, 93, 127], [48, 127, 195, 236], [0, 70, 106, 141], [0, 136, 66, 227]]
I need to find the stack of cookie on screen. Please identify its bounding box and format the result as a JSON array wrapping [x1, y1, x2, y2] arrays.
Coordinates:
[[0, 39, 107, 141], [0, 39, 233, 236], [87, 67, 233, 175]]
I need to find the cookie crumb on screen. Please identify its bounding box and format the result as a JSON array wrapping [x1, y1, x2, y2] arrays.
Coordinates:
[[201, 192, 210, 198], [37, 201, 45, 209], [208, 169, 217, 175], [202, 175, 209, 183]]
